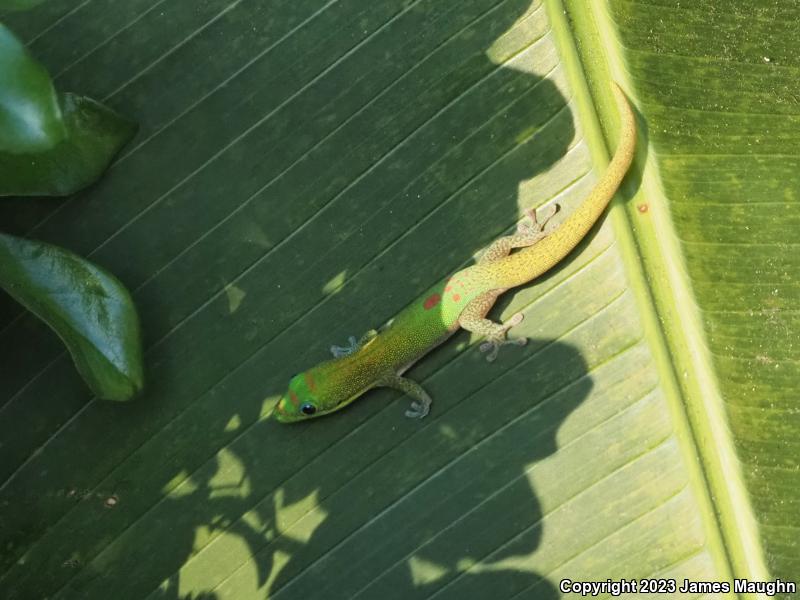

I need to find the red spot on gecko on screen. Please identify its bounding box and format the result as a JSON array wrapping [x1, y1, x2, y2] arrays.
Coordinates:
[[452, 294, 461, 302], [637, 203, 649, 213], [445, 285, 452, 292], [304, 372, 317, 392], [423, 293, 441, 310], [289, 390, 300, 407]]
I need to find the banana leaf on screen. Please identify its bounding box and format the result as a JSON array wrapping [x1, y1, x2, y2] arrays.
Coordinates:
[[0, 0, 794, 598]]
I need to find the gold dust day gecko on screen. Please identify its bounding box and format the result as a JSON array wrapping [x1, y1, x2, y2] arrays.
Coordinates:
[[275, 84, 636, 423]]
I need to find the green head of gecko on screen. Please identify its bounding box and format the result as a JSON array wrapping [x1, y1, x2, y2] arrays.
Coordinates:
[[274, 368, 354, 423]]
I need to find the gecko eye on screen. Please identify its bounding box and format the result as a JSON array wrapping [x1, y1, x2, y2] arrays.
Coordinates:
[[300, 403, 317, 416]]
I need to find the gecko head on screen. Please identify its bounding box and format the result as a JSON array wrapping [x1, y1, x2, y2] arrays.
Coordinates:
[[274, 371, 321, 423], [274, 369, 354, 423]]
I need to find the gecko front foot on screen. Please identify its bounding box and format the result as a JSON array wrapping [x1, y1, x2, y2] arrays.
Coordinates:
[[405, 397, 431, 419], [377, 374, 433, 419], [478, 312, 527, 362], [331, 330, 378, 358], [330, 336, 359, 358], [331, 329, 378, 358]]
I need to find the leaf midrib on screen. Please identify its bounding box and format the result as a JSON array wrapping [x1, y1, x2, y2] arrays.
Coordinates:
[[547, 0, 769, 589]]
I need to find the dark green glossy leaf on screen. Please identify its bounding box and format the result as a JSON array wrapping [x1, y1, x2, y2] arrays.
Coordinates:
[[0, 233, 143, 401], [0, 23, 135, 196], [0, 23, 64, 152]]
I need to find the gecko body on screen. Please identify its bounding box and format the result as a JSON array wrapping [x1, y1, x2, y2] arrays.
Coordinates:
[[275, 85, 636, 423]]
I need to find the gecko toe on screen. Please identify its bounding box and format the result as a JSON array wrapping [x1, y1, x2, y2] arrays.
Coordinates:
[[405, 404, 430, 419], [480, 335, 526, 362], [507, 313, 524, 327], [481, 342, 500, 362]]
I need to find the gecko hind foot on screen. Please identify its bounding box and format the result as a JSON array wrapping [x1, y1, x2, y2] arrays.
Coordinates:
[[478, 313, 528, 362], [517, 203, 560, 235], [479, 336, 528, 362]]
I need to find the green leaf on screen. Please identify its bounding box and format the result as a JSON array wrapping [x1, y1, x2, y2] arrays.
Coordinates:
[[0, 233, 143, 401], [0, 1, 795, 599], [0, 0, 48, 11], [0, 23, 135, 196], [0, 23, 64, 152]]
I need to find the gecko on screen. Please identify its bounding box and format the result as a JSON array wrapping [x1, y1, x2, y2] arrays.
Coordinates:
[[274, 84, 636, 423]]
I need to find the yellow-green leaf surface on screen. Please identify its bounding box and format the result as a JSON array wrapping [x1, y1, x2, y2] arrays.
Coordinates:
[[0, 0, 794, 598]]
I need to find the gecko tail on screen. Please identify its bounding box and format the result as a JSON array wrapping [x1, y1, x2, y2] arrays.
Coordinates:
[[537, 84, 637, 263], [480, 83, 637, 290]]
